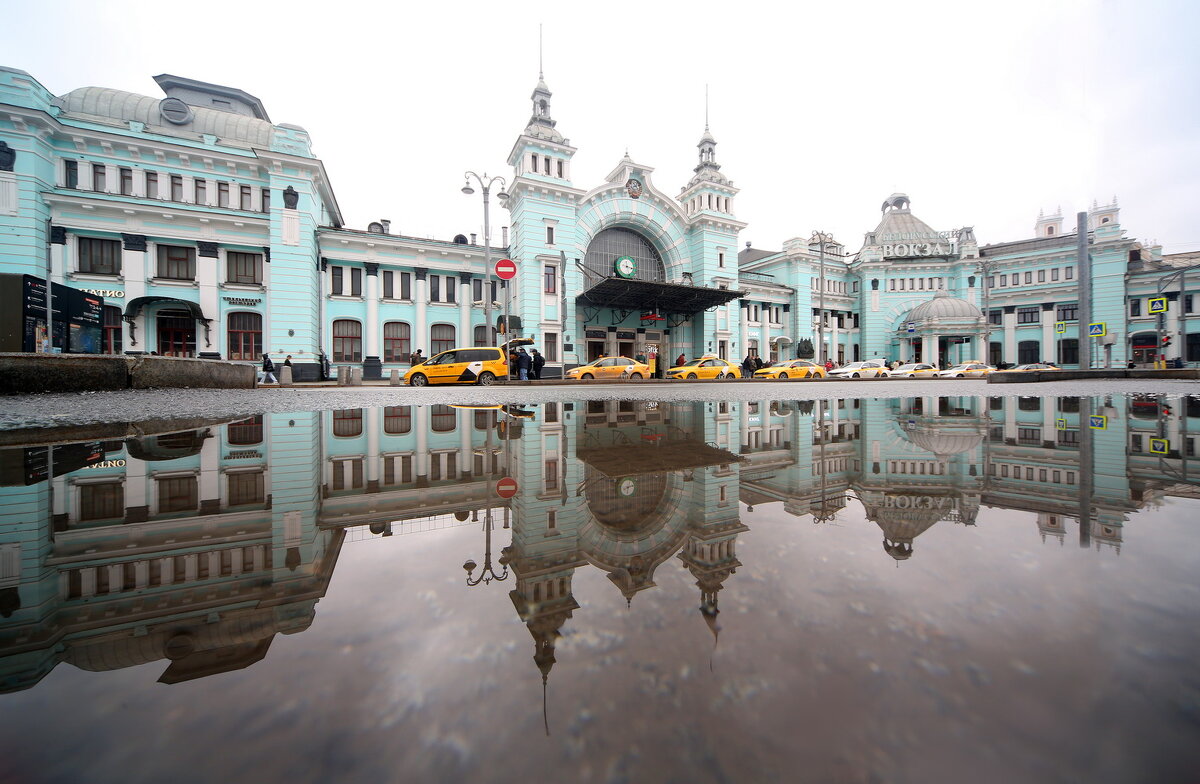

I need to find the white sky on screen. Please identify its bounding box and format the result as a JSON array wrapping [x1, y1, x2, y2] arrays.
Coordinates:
[[8, 0, 1200, 254]]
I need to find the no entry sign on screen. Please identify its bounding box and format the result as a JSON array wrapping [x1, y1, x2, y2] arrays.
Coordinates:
[[495, 258, 517, 280], [496, 477, 519, 498]]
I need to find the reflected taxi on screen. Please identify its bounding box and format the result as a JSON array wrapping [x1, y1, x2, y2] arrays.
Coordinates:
[[753, 360, 825, 379], [666, 356, 741, 380], [885, 363, 937, 378], [565, 356, 650, 380]]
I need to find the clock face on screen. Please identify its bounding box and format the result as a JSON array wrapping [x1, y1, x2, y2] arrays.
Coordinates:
[[618, 478, 638, 497], [615, 256, 637, 278]]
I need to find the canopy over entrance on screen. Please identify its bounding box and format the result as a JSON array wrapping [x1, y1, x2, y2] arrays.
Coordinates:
[[124, 296, 209, 322], [577, 439, 741, 479], [576, 277, 743, 315]]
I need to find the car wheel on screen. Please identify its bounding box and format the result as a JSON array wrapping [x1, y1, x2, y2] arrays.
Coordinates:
[[956, 373, 965, 378], [687, 373, 698, 379], [477, 371, 496, 386], [630, 372, 642, 379], [852, 372, 860, 379], [581, 373, 593, 380], [778, 372, 787, 379], [410, 373, 428, 387]]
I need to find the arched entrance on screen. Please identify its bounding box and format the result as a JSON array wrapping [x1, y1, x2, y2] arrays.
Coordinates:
[[583, 227, 666, 283]]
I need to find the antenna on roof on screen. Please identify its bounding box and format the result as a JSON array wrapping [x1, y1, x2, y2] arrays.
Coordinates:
[[539, 24, 544, 80]]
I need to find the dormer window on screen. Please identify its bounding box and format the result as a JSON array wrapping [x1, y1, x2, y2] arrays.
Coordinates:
[[1047, 226, 1055, 235]]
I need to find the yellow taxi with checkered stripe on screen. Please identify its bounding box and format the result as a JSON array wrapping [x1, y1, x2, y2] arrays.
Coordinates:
[[666, 356, 741, 380], [753, 359, 826, 379]]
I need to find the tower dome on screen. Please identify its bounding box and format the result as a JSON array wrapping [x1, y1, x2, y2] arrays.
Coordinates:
[[905, 289, 984, 323]]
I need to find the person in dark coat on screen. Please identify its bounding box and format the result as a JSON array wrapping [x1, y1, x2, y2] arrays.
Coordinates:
[[676, 353, 686, 367], [530, 349, 545, 380], [517, 348, 533, 381], [742, 354, 755, 375], [259, 353, 278, 384]]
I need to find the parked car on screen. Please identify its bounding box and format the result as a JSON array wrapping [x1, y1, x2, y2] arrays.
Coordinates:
[[828, 360, 887, 379], [935, 362, 995, 378], [404, 338, 533, 386], [885, 363, 937, 378], [666, 356, 741, 380], [996, 362, 1061, 372], [565, 356, 650, 380], [753, 359, 825, 379]]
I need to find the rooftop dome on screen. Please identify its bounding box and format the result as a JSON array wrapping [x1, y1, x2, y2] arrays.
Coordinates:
[[905, 289, 983, 323], [906, 427, 983, 458]]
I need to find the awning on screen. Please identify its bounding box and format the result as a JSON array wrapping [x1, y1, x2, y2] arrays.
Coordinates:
[[124, 296, 209, 322], [769, 335, 792, 344], [576, 277, 744, 315], [577, 439, 742, 479]]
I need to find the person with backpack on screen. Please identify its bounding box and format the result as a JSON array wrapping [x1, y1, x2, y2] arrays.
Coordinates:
[[260, 353, 278, 384], [530, 349, 545, 380]]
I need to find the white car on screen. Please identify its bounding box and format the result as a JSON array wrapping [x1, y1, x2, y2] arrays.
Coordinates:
[[935, 362, 995, 378], [828, 360, 887, 379], [885, 363, 937, 378]]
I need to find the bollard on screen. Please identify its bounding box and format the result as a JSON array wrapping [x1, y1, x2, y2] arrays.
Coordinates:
[[390, 369, 401, 386], [280, 365, 293, 387], [351, 366, 363, 386], [339, 366, 350, 386]]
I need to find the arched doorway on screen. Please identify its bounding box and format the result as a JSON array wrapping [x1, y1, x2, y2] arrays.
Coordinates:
[[583, 227, 666, 283], [157, 309, 196, 356]]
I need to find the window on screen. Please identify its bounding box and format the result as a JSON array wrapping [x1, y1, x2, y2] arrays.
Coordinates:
[[1018, 428, 1042, 445], [988, 309, 1002, 325], [1130, 299, 1141, 317], [1065, 266, 1074, 280], [240, 185, 253, 210], [557, 160, 563, 178], [382, 271, 393, 299], [332, 320, 362, 362], [1186, 294, 1194, 314], [194, 178, 206, 203], [1018, 340, 1041, 364], [474, 325, 490, 347], [261, 189, 270, 212], [64, 160, 79, 188], [227, 312, 262, 360], [156, 245, 195, 280], [102, 305, 123, 354], [226, 252, 262, 285], [80, 482, 123, 521], [1131, 434, 1143, 453], [1011, 273, 1020, 286], [530, 153, 538, 171], [158, 476, 198, 513], [227, 415, 263, 445], [1188, 333, 1200, 362], [431, 405, 456, 432], [544, 460, 559, 491], [331, 458, 364, 490], [170, 175, 183, 201], [1017, 307, 1040, 324], [218, 181, 229, 207], [431, 324, 455, 355], [120, 168, 133, 195], [383, 322, 411, 362], [475, 409, 495, 430], [228, 471, 265, 506], [1058, 429, 1080, 448], [78, 237, 121, 275], [1051, 268, 1060, 281], [1057, 304, 1078, 321], [383, 406, 411, 434], [331, 266, 343, 295], [429, 275, 440, 302], [1038, 270, 1046, 282], [719, 252, 725, 268], [546, 226, 555, 245], [333, 409, 363, 437], [1025, 271, 1033, 284], [351, 268, 362, 297], [545, 332, 558, 362], [543, 157, 551, 175], [401, 272, 411, 300], [446, 276, 456, 304], [145, 171, 158, 198], [472, 278, 483, 302], [1059, 338, 1079, 365], [545, 402, 558, 423], [92, 163, 106, 192], [544, 265, 557, 293], [1017, 396, 1041, 412]]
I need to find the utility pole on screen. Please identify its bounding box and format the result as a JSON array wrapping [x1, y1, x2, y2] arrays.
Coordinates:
[[1075, 211, 1092, 368], [814, 231, 829, 365]]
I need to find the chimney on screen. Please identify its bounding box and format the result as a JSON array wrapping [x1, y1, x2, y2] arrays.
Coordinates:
[[470, 233, 477, 245], [502, 226, 509, 246], [380, 219, 391, 234]]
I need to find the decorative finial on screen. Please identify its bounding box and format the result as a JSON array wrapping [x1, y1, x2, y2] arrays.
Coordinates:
[[539, 24, 544, 80]]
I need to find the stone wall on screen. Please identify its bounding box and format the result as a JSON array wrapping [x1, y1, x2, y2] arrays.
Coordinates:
[[0, 354, 255, 395]]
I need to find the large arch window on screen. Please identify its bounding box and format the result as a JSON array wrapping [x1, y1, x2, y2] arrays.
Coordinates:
[[332, 409, 363, 437], [583, 227, 666, 283], [431, 404, 457, 433], [384, 406, 411, 434], [333, 319, 362, 362], [383, 321, 411, 362], [227, 312, 262, 361], [431, 324, 455, 355]]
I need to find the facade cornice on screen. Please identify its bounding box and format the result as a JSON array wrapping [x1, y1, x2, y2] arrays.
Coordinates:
[[44, 192, 270, 236]]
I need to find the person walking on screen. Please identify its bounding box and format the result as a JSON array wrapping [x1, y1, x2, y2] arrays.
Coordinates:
[[742, 354, 755, 376], [410, 349, 424, 365], [517, 348, 532, 381], [259, 353, 278, 384], [530, 348, 545, 380]]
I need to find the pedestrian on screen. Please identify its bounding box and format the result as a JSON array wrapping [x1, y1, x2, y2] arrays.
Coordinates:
[[635, 351, 647, 364], [676, 353, 686, 367], [517, 348, 532, 381], [531, 348, 545, 380], [259, 353, 278, 384], [284, 355, 293, 368], [410, 349, 424, 365], [824, 359, 834, 372], [742, 354, 755, 375], [755, 356, 765, 370], [319, 350, 331, 380]]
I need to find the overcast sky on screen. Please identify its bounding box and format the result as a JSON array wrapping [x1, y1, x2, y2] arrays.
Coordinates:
[[7, 0, 1199, 255]]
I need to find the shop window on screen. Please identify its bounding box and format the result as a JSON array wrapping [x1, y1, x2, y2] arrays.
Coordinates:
[[431, 324, 455, 355], [157, 245, 196, 280], [227, 312, 262, 361], [226, 251, 263, 285], [384, 406, 411, 434], [332, 409, 363, 437], [332, 319, 362, 362], [545, 333, 558, 361], [383, 322, 411, 362], [79, 237, 121, 275]]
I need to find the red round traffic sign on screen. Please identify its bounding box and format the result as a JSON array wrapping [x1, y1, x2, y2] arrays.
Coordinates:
[[494, 258, 517, 280], [496, 477, 519, 498]]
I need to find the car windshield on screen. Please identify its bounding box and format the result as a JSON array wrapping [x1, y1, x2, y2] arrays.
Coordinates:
[[896, 364, 919, 370], [842, 363, 866, 369], [768, 362, 790, 368]]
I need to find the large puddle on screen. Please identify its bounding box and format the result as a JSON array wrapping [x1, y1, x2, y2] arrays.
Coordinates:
[[1, 394, 1198, 783]]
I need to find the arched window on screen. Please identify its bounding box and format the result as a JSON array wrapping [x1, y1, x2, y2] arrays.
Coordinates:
[[227, 312, 262, 361], [584, 228, 666, 283], [332, 409, 363, 437], [431, 404, 457, 433], [102, 305, 123, 355], [384, 406, 411, 434], [383, 322, 411, 362], [431, 324, 455, 355], [333, 320, 362, 362], [227, 415, 263, 445]]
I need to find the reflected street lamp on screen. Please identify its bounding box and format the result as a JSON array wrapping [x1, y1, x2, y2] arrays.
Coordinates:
[[462, 172, 509, 347], [463, 514, 510, 586]]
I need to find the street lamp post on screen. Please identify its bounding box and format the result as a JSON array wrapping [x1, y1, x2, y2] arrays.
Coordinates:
[[976, 258, 998, 366], [813, 231, 831, 365], [461, 172, 508, 348]]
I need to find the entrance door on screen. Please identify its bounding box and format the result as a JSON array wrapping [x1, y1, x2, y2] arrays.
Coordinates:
[[157, 310, 196, 357], [618, 341, 634, 359], [588, 341, 606, 362]]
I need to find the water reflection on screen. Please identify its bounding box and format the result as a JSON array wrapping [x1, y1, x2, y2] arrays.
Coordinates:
[[0, 393, 1196, 699]]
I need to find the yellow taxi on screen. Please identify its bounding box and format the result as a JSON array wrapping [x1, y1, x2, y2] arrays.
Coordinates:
[[565, 356, 651, 380], [935, 362, 996, 378], [753, 359, 826, 379], [666, 356, 741, 380], [404, 338, 532, 386], [995, 362, 1061, 373], [884, 362, 938, 378]]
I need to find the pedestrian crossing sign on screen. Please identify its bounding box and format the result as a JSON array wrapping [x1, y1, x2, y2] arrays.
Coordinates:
[[1150, 438, 1169, 454], [1088, 322, 1106, 337], [1055, 321, 1066, 334], [1056, 418, 1067, 430], [1089, 415, 1107, 430], [1149, 297, 1168, 314]]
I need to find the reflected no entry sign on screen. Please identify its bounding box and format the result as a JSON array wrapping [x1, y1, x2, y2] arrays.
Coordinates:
[[496, 477, 518, 498]]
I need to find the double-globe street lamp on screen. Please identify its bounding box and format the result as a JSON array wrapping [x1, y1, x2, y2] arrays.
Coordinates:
[[461, 172, 508, 350]]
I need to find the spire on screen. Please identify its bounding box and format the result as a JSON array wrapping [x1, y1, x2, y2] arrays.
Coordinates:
[[520, 33, 565, 145]]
